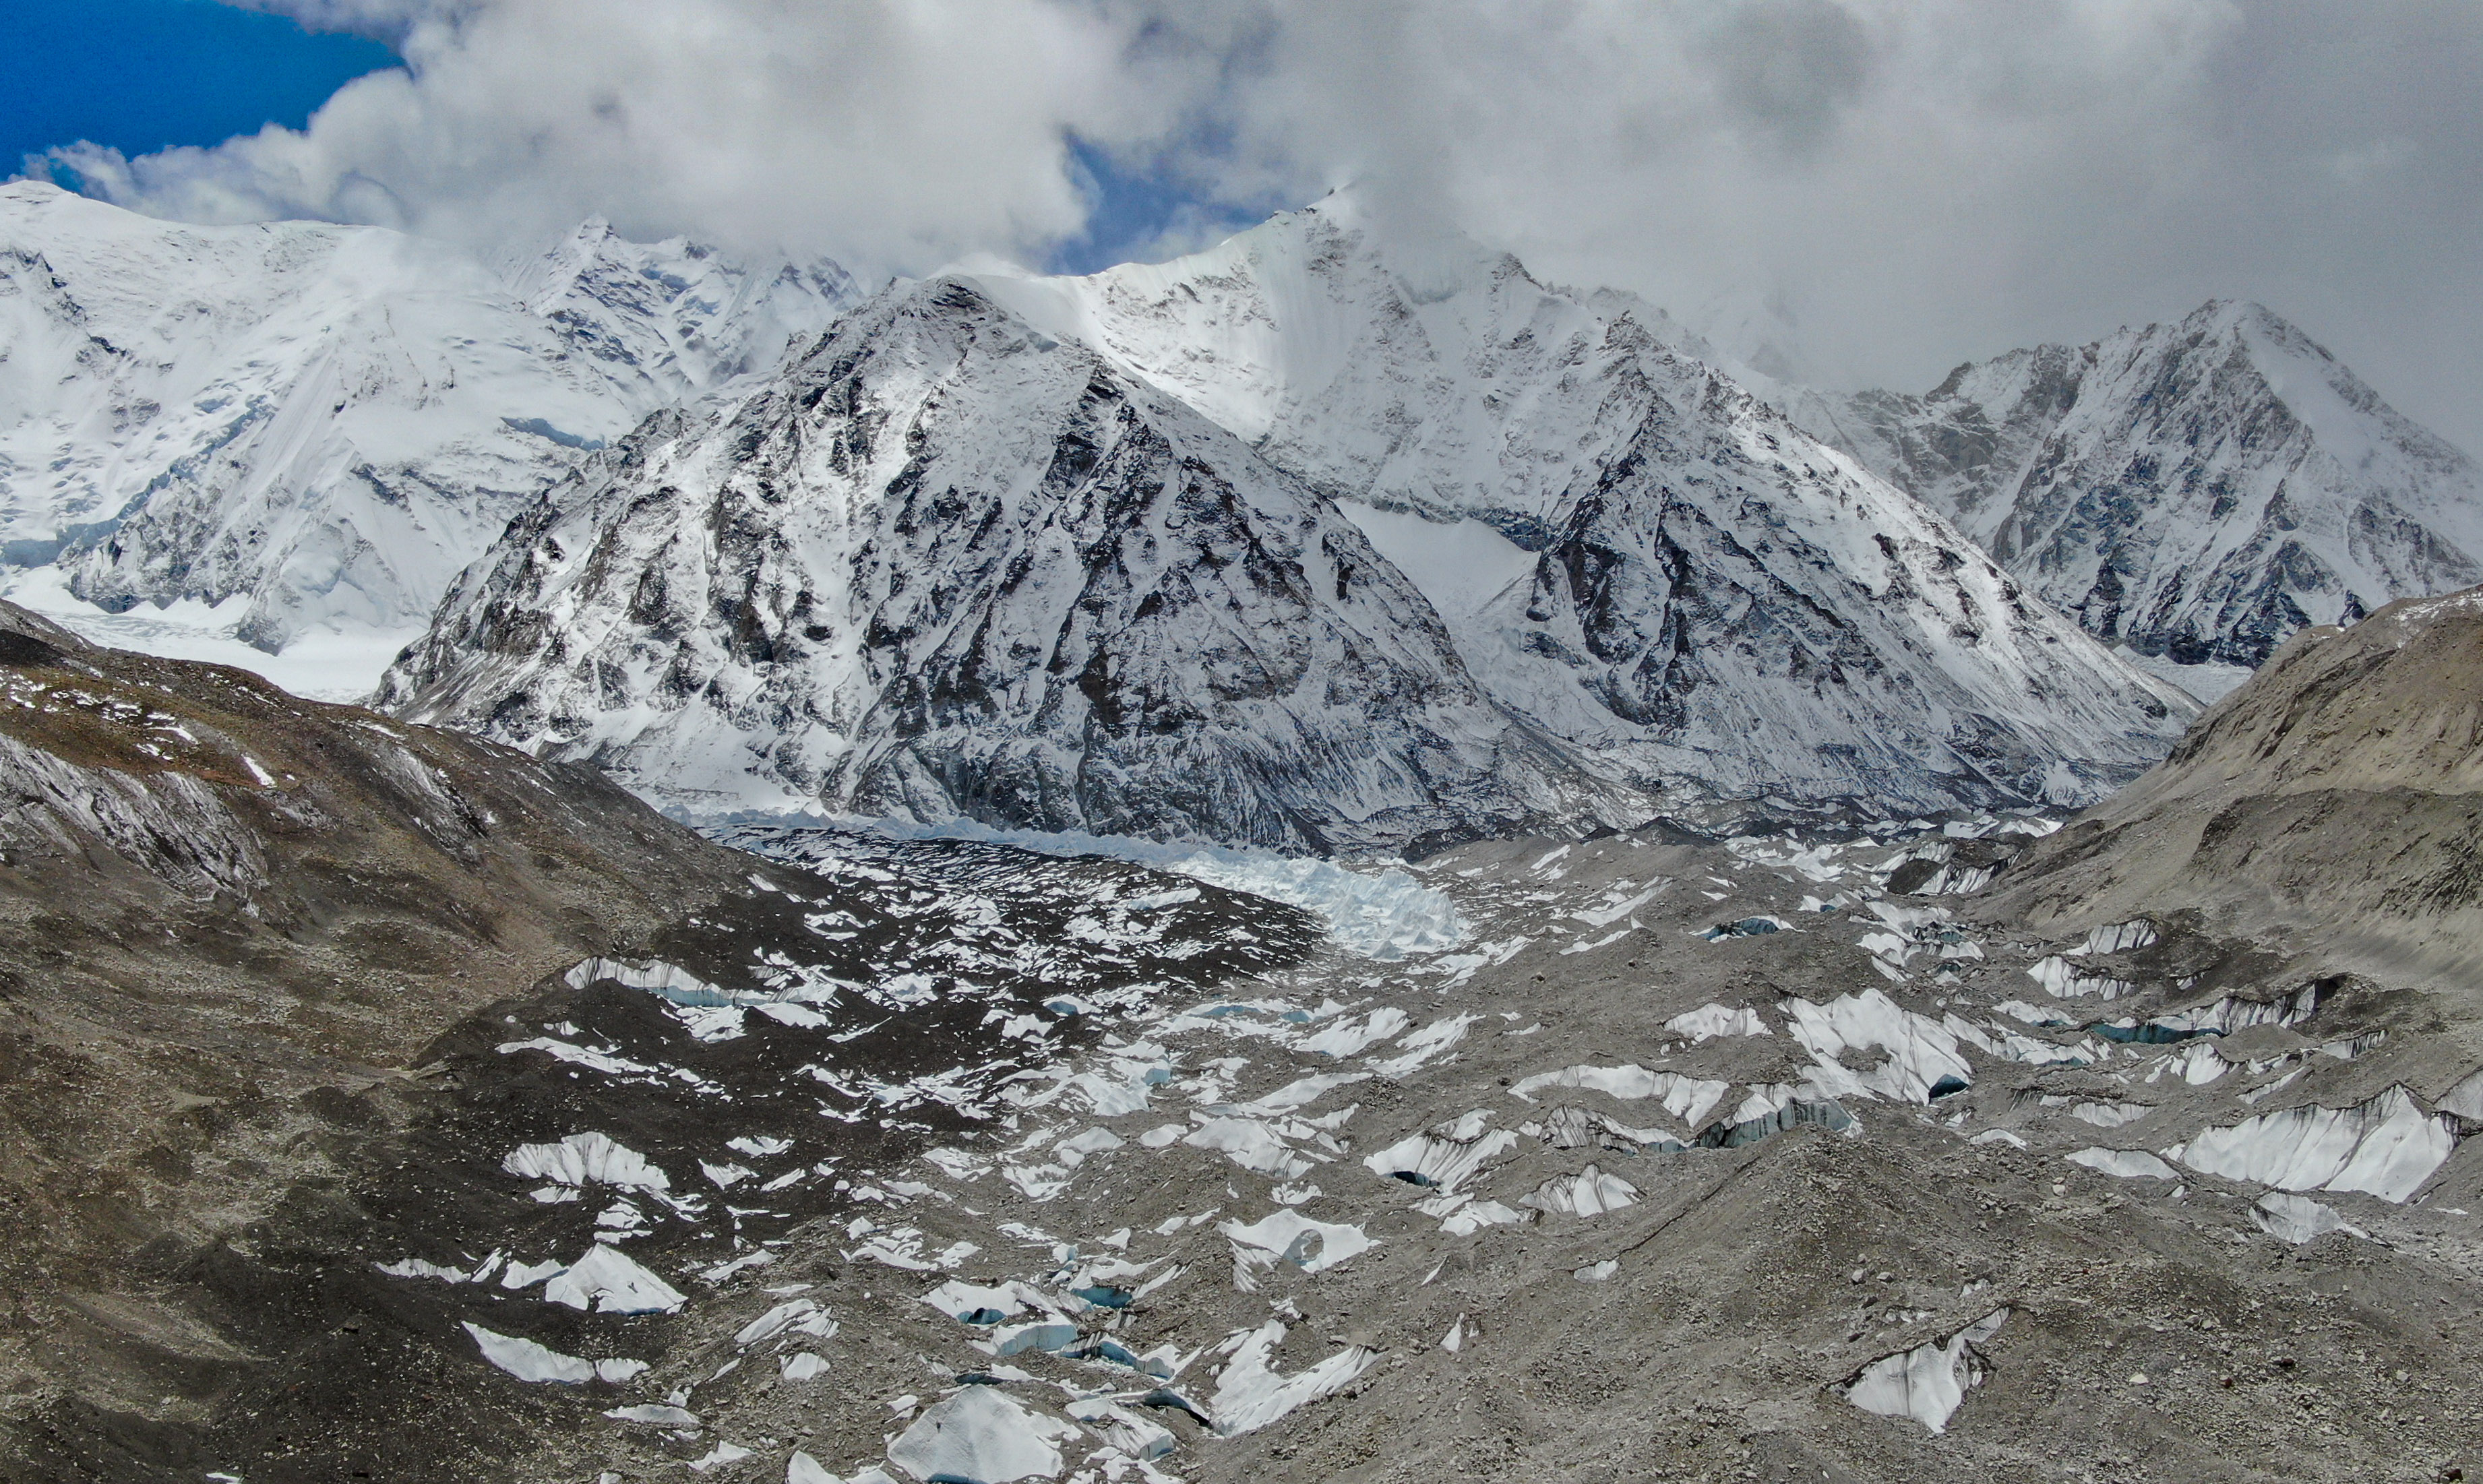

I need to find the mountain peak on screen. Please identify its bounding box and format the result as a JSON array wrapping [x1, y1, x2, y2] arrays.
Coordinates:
[[379, 223, 2194, 836], [2178, 296, 2301, 343], [0, 179, 73, 208], [0, 201, 855, 676], [1790, 297, 2483, 671]]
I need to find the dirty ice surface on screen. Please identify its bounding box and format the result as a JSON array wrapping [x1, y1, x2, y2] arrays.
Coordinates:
[[855, 817, 1464, 959], [359, 811, 2474, 1480], [1843, 1309, 2009, 1432]]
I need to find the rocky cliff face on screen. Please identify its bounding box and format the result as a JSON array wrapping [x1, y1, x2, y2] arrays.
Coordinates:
[[1459, 354, 2190, 810], [1798, 301, 2483, 667], [0, 182, 851, 656]]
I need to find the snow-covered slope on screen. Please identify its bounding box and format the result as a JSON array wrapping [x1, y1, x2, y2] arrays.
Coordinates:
[[970, 199, 2193, 810], [959, 191, 1693, 542], [377, 277, 1624, 852], [496, 218, 855, 406], [1795, 302, 2483, 667], [381, 216, 2194, 842], [0, 181, 851, 677], [1456, 354, 2192, 809]]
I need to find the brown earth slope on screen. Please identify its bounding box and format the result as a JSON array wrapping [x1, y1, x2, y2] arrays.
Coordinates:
[[0, 600, 769, 1473], [0, 601, 1322, 1483], [1986, 584, 2483, 991]]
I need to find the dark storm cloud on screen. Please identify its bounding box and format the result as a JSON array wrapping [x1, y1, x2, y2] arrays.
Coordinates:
[[1699, 0, 1874, 154]]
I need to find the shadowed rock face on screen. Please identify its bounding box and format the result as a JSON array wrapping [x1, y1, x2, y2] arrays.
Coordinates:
[[1457, 362, 2190, 811], [1798, 302, 2483, 668], [378, 278, 1622, 854]]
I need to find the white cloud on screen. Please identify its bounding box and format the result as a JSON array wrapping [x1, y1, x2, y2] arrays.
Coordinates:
[[51, 0, 1209, 278], [1139, 0, 2483, 449], [34, 0, 2483, 450]]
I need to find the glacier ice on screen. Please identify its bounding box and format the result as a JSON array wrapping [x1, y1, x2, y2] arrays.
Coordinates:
[[2250, 1192, 2368, 1244], [1507, 1064, 1729, 1129], [1842, 1309, 2009, 1433], [1066, 1396, 1177, 1460], [734, 1299, 838, 1347], [1221, 1210, 1375, 1275], [542, 1244, 688, 1315], [1780, 989, 1975, 1105], [1519, 1165, 1640, 1218], [1663, 1003, 1771, 1042], [2169, 1086, 2455, 1203], [863, 821, 1467, 958], [2072, 920, 2159, 956], [885, 1385, 1078, 1484], [501, 1132, 669, 1194], [1183, 1118, 1320, 1180], [2436, 1067, 2483, 1122], [1208, 1321, 1380, 1436], [1297, 1008, 1413, 1058], [461, 1322, 597, 1385], [1362, 1112, 1519, 1193]]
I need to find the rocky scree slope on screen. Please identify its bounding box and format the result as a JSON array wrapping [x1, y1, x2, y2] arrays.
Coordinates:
[[1794, 300, 2483, 669], [382, 209, 2193, 840], [286, 804, 2483, 1484], [0, 181, 851, 654], [0, 597, 772, 1474]]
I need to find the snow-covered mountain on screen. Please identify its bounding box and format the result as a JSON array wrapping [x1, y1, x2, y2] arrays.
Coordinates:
[[0, 181, 852, 678], [948, 199, 2195, 809], [380, 201, 2194, 844], [377, 277, 1624, 851], [958, 191, 1690, 543], [1792, 301, 2483, 670]]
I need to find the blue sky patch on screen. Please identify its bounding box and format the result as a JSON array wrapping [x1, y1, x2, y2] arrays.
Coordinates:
[[4, 0, 398, 178]]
